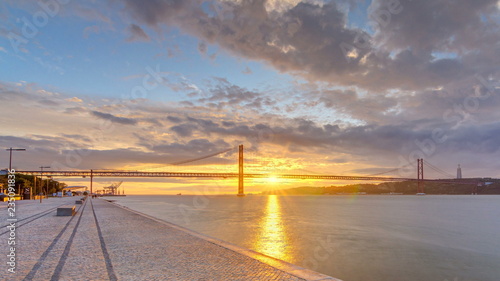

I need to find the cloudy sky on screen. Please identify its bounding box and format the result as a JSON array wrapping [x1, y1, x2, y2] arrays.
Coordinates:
[[0, 0, 499, 194]]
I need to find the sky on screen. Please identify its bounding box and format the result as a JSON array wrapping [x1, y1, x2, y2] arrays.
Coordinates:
[[0, 0, 499, 194]]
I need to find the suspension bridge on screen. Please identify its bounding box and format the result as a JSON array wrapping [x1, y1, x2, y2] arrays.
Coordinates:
[[17, 145, 480, 195]]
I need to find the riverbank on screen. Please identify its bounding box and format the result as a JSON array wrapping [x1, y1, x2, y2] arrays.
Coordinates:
[[0, 197, 339, 280], [261, 179, 500, 195]]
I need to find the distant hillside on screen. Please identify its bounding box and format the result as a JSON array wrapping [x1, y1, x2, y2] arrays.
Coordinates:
[[261, 179, 500, 195]]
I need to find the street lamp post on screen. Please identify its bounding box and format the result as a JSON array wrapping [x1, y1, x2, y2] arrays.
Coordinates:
[[3, 148, 26, 194], [39, 166, 50, 203], [6, 148, 26, 171]]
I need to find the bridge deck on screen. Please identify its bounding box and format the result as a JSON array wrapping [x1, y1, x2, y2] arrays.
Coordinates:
[[0, 197, 339, 281], [17, 170, 478, 184]]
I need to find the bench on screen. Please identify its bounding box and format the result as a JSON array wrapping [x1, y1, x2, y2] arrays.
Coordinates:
[[75, 200, 83, 204], [57, 205, 76, 216]]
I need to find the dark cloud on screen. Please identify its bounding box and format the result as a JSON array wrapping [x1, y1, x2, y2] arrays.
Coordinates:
[[64, 107, 87, 114], [0, 82, 44, 102], [189, 79, 277, 111], [242, 66, 252, 74], [441, 122, 500, 154], [38, 99, 60, 107], [119, 0, 499, 91], [222, 121, 235, 127], [389, 76, 500, 127], [307, 88, 398, 123], [167, 116, 182, 123], [136, 137, 234, 166], [0, 135, 70, 153], [60, 134, 93, 143], [126, 23, 150, 42], [151, 138, 231, 155], [0, 134, 234, 170], [170, 124, 196, 137], [91, 110, 138, 125], [198, 41, 207, 54], [371, 0, 498, 53], [0, 134, 96, 170]]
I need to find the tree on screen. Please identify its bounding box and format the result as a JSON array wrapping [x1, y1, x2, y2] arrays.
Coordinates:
[[0, 175, 7, 192], [0, 173, 69, 196], [59, 182, 68, 190], [18, 178, 32, 194]]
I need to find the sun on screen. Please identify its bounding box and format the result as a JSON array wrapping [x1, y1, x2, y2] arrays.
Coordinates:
[[267, 175, 280, 184]]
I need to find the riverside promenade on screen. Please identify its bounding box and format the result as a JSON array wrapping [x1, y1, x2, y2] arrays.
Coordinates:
[[1, 197, 340, 281]]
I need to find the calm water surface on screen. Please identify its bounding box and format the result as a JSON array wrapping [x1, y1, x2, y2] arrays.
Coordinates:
[[110, 195, 500, 281]]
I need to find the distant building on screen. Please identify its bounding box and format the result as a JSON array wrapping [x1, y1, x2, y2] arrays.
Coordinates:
[[457, 164, 462, 179]]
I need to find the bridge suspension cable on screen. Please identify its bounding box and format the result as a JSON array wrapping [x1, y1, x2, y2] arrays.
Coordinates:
[[424, 160, 455, 178], [367, 163, 414, 177], [169, 147, 236, 166], [99, 147, 236, 173]]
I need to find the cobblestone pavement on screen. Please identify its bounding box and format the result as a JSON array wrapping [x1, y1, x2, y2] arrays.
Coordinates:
[[1, 198, 340, 281]]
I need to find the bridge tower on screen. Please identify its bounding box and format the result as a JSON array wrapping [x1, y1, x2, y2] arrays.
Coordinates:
[[417, 158, 425, 194], [237, 144, 245, 197], [457, 164, 462, 179], [90, 169, 93, 194]]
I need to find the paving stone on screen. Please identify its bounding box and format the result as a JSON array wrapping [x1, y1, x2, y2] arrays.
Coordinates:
[[0, 197, 340, 281]]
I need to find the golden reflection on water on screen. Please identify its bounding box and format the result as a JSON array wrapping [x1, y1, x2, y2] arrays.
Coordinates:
[[254, 195, 290, 261]]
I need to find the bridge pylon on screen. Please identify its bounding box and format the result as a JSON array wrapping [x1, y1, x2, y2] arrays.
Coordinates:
[[237, 144, 245, 197], [90, 169, 93, 194], [417, 158, 425, 194]]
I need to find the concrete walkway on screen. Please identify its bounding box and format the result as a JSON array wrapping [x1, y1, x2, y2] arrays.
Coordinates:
[[1, 197, 340, 281]]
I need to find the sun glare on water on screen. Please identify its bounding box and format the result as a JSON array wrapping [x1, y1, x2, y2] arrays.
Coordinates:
[[253, 195, 290, 261]]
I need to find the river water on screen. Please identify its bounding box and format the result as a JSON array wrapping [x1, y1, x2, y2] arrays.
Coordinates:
[[110, 195, 500, 281]]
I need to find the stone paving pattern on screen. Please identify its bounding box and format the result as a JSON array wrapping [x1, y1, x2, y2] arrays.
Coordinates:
[[1, 197, 339, 281]]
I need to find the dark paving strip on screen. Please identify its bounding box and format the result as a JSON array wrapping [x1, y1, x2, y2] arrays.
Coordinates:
[[90, 199, 118, 281], [0, 204, 68, 235], [49, 200, 88, 281], [22, 202, 86, 281]]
